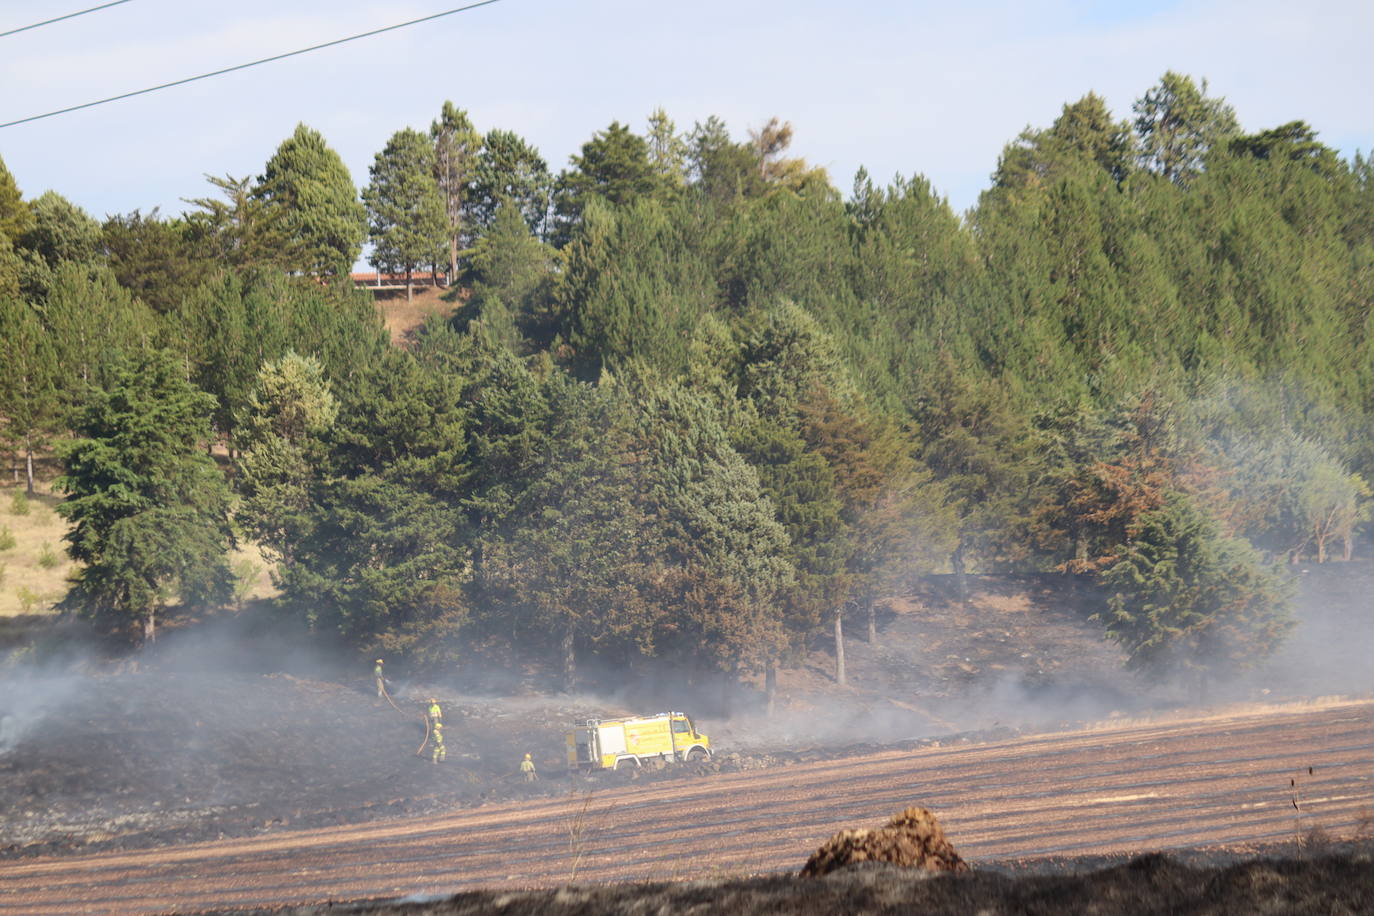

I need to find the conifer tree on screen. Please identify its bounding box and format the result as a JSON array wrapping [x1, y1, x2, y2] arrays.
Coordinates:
[[364, 128, 448, 301], [0, 297, 59, 493], [430, 102, 482, 280], [1133, 72, 1238, 186], [469, 129, 552, 238], [0, 155, 33, 243], [256, 124, 367, 275], [57, 350, 234, 644]]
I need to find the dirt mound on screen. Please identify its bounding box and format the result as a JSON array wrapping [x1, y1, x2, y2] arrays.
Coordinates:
[[799, 806, 968, 877]]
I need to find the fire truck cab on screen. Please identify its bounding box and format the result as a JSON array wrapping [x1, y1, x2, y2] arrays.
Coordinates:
[[566, 711, 711, 770]]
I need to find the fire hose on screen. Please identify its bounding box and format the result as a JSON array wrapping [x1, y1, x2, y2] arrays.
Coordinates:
[[379, 679, 431, 756]]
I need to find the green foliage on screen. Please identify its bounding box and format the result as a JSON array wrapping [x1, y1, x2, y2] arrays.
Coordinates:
[[552, 121, 665, 244], [457, 197, 556, 350], [430, 101, 482, 277], [645, 108, 689, 188], [1101, 492, 1292, 678], [256, 123, 367, 275], [102, 210, 216, 314], [9, 86, 1370, 682], [15, 191, 104, 300], [0, 155, 33, 242], [186, 174, 301, 271], [271, 344, 471, 645], [9, 492, 29, 516], [627, 376, 794, 675], [0, 296, 60, 491], [470, 128, 552, 238], [556, 197, 714, 379], [1132, 72, 1239, 185], [234, 351, 338, 574], [56, 349, 234, 642], [364, 128, 448, 282], [41, 262, 157, 402], [0, 526, 14, 551], [36, 542, 59, 569]]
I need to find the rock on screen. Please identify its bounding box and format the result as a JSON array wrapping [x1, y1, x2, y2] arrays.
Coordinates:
[[799, 806, 968, 877]]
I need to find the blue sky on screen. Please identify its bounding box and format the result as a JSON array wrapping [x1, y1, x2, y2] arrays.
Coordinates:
[[0, 0, 1369, 224]]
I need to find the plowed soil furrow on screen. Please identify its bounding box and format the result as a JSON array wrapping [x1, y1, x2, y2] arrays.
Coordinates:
[[3, 700, 1372, 915]]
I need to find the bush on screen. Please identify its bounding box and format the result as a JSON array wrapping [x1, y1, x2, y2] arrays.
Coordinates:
[[8, 492, 29, 516], [16, 586, 40, 613], [36, 542, 59, 569], [0, 527, 14, 551]]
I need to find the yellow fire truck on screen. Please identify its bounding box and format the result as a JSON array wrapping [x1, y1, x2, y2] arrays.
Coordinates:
[[566, 711, 711, 770]]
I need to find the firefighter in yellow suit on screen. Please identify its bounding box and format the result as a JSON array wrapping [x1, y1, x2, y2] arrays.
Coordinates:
[[427, 697, 442, 724], [520, 752, 537, 781], [431, 722, 446, 764], [374, 659, 385, 698]]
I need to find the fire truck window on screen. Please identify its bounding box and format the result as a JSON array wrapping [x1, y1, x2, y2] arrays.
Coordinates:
[[671, 719, 690, 733]]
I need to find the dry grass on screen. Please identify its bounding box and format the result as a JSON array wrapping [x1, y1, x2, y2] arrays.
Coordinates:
[[0, 483, 279, 617], [372, 285, 456, 345], [0, 485, 74, 616]]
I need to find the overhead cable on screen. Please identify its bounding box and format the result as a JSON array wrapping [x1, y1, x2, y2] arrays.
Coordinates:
[[1, 1, 136, 39], [0, 0, 504, 129]]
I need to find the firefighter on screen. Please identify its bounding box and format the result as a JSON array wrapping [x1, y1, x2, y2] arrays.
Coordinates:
[[374, 659, 385, 698], [520, 752, 537, 781], [427, 697, 442, 724], [431, 721, 446, 764]]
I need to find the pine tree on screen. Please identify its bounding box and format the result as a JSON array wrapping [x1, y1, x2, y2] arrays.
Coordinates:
[[458, 197, 556, 351], [1133, 72, 1239, 186], [1101, 491, 1291, 686], [256, 124, 367, 275], [235, 352, 338, 576], [430, 102, 482, 280], [363, 128, 448, 301], [0, 154, 33, 243], [469, 129, 552, 238], [0, 297, 59, 493], [552, 121, 664, 244], [56, 350, 234, 643]]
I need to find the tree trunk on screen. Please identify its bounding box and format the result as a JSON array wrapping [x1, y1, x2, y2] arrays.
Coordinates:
[[952, 542, 968, 602], [24, 435, 35, 496], [833, 607, 846, 686], [406, 267, 414, 303], [448, 235, 459, 284], [561, 624, 575, 692], [865, 594, 877, 644], [143, 607, 156, 645], [765, 659, 777, 716]]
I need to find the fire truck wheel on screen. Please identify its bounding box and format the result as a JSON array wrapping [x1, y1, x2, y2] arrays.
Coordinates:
[[686, 747, 707, 762]]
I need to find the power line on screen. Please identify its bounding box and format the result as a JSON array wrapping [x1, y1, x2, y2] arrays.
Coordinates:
[[1, 1, 135, 39], [0, 0, 504, 129]]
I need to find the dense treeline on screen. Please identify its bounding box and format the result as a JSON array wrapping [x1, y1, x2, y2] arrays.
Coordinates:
[[2, 72, 1371, 693]]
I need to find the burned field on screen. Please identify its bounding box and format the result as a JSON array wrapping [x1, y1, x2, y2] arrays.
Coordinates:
[[4, 698, 1374, 914], [3, 572, 1374, 913]]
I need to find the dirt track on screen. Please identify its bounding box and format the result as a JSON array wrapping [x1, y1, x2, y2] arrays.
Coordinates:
[[2, 698, 1372, 915]]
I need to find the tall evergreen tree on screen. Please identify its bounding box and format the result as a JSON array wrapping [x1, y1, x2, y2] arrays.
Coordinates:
[[363, 128, 447, 301], [1133, 72, 1239, 186], [57, 350, 234, 643], [255, 124, 367, 275], [469, 129, 552, 238], [430, 102, 482, 280], [0, 154, 33, 243], [0, 297, 59, 493], [552, 121, 663, 244]]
